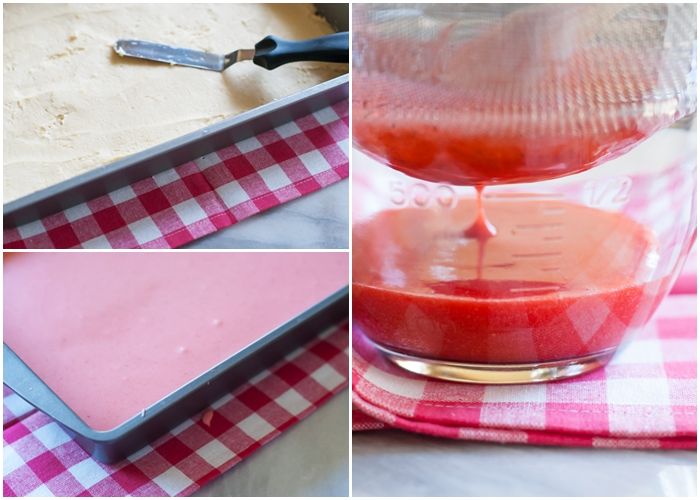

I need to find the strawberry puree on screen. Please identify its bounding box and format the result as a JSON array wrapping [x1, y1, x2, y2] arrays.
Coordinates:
[[353, 72, 657, 186], [353, 198, 669, 364], [352, 18, 691, 187], [4, 253, 348, 430]]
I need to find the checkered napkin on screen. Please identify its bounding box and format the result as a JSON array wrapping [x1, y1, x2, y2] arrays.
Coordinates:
[[352, 295, 697, 449], [4, 101, 348, 249], [3, 323, 348, 496]]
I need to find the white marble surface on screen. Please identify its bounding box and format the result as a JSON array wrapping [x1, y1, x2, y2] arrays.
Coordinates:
[[194, 389, 349, 497], [352, 431, 697, 497], [186, 179, 348, 249]]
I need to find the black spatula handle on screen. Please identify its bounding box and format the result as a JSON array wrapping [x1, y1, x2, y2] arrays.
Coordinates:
[[253, 32, 349, 70]]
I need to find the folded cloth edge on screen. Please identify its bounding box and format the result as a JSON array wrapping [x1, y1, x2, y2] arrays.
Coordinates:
[[352, 392, 696, 449]]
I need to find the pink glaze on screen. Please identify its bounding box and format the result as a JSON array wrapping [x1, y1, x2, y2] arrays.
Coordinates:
[[4, 252, 348, 430]]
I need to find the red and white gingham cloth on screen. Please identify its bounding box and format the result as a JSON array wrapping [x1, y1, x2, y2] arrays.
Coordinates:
[[3, 323, 348, 496], [352, 293, 697, 449], [673, 245, 697, 294], [4, 101, 348, 249]]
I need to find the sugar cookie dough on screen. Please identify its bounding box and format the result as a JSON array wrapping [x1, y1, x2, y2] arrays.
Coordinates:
[[4, 3, 346, 202]]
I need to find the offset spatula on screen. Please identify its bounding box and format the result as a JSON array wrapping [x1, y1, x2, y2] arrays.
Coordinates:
[[114, 32, 348, 71]]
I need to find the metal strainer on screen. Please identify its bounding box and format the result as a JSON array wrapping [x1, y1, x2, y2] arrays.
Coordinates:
[[352, 3, 697, 185]]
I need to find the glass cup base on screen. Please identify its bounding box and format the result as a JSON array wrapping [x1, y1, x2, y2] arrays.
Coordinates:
[[370, 340, 617, 384]]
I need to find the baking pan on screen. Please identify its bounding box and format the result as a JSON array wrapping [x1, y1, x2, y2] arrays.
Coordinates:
[[3, 3, 348, 228], [3, 286, 348, 464]]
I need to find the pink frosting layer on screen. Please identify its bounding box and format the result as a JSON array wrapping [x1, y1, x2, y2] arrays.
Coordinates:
[[4, 252, 348, 430]]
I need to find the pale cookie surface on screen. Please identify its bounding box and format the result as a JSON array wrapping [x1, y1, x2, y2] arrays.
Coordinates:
[[4, 3, 345, 202]]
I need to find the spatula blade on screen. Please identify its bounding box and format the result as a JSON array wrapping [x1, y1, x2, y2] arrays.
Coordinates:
[[114, 40, 225, 71]]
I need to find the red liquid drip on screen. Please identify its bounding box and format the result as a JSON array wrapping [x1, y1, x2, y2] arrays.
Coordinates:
[[463, 186, 497, 239], [461, 186, 496, 281]]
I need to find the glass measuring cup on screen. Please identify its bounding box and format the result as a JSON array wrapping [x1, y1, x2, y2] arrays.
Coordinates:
[[352, 3, 697, 383]]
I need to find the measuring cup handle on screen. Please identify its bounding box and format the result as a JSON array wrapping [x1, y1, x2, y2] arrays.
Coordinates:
[[253, 32, 349, 70]]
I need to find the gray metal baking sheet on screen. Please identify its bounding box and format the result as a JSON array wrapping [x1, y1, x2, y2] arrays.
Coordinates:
[[3, 286, 348, 463]]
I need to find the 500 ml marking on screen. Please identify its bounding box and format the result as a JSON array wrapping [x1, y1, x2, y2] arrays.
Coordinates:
[[388, 181, 457, 208], [583, 176, 632, 208]]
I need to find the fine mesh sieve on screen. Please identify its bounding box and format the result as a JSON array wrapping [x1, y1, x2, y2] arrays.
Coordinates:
[[352, 3, 697, 185]]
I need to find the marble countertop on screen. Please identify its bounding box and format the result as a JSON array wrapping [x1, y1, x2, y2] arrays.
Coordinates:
[[353, 431, 697, 497], [194, 389, 349, 497], [185, 178, 349, 495], [186, 180, 348, 249]]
